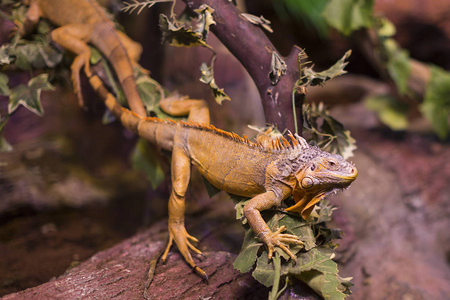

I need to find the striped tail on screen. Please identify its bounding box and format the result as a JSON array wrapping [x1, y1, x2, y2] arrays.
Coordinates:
[[88, 73, 143, 135], [91, 22, 147, 118], [87, 73, 176, 151]]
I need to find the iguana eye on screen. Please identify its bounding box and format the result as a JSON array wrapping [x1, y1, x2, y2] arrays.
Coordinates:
[[310, 164, 315, 171], [328, 160, 336, 167]]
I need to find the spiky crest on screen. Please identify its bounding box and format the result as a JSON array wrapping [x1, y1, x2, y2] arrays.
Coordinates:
[[139, 116, 312, 154]]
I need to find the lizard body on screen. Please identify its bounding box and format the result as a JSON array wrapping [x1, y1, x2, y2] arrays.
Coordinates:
[[20, 0, 147, 117], [88, 73, 358, 279]]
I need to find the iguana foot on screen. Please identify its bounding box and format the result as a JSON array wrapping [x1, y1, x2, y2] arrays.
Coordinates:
[[10, 20, 24, 39], [70, 52, 91, 108], [161, 223, 208, 280], [259, 225, 304, 260]]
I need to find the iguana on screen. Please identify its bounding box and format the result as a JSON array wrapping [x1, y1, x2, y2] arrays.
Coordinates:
[[17, 0, 147, 117], [87, 71, 358, 279]]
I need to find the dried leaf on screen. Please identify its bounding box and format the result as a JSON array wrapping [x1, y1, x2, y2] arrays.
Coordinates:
[[269, 51, 287, 85], [303, 103, 356, 159], [241, 13, 273, 33], [301, 50, 351, 87], [193, 4, 217, 38], [200, 60, 231, 104], [8, 73, 54, 116], [159, 14, 210, 49]]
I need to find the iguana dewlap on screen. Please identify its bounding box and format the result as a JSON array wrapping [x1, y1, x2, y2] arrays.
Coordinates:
[[88, 74, 358, 279], [20, 0, 147, 117]]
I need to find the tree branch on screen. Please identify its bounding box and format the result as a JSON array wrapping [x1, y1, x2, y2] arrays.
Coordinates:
[[182, 0, 304, 132]]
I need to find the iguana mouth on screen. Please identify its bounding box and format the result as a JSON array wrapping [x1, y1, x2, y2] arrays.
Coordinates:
[[286, 161, 358, 219]]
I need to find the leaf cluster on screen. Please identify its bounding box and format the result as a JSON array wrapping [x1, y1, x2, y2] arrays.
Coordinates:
[[322, 0, 450, 139], [158, 4, 230, 104], [298, 50, 351, 88], [302, 102, 356, 160], [233, 197, 352, 299]]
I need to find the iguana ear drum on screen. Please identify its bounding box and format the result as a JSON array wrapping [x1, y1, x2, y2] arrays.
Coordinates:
[[301, 177, 314, 189]]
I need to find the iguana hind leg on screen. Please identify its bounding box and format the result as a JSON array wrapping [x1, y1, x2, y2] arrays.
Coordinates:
[[50, 24, 94, 107], [161, 141, 208, 279], [160, 95, 210, 124], [115, 30, 143, 67]]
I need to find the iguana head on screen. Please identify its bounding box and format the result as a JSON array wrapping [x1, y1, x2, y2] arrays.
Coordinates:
[[285, 139, 357, 219]]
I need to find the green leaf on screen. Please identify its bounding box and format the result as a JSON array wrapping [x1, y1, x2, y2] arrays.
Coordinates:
[[90, 47, 103, 65], [302, 50, 351, 87], [377, 17, 396, 38], [131, 138, 165, 189], [384, 39, 411, 95], [273, 0, 329, 38], [0, 72, 10, 96], [420, 64, 450, 139], [323, 0, 374, 36], [233, 227, 262, 273], [8, 73, 54, 116], [9, 40, 63, 70], [233, 196, 251, 223], [0, 45, 13, 66], [202, 176, 222, 198], [291, 248, 350, 300], [200, 59, 231, 104], [365, 94, 409, 130], [0, 113, 12, 152], [134, 69, 172, 118], [253, 253, 285, 287]]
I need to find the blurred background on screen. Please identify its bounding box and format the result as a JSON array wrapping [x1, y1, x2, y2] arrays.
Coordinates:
[[0, 0, 449, 298]]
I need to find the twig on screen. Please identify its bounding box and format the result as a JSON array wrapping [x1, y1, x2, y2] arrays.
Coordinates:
[[121, 0, 173, 15]]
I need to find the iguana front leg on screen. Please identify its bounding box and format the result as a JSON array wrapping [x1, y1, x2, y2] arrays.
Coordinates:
[[50, 24, 93, 107], [243, 191, 304, 260], [161, 137, 207, 279]]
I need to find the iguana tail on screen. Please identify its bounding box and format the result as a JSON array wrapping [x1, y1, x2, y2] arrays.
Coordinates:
[[88, 73, 176, 151], [91, 22, 147, 118]]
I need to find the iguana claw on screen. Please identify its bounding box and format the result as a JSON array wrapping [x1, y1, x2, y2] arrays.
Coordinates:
[[262, 225, 304, 260], [161, 223, 208, 280]]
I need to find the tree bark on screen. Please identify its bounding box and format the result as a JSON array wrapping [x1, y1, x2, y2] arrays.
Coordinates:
[[2, 220, 271, 300]]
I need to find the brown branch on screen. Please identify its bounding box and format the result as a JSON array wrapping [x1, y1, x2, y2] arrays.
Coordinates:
[[2, 220, 270, 299], [182, 0, 304, 133]]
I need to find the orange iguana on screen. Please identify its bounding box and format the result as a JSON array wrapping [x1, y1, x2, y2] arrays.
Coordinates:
[[87, 72, 358, 279], [18, 0, 147, 117]]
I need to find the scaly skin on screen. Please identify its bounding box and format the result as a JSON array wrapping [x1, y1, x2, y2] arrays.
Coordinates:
[[20, 0, 147, 117], [88, 73, 358, 279]]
